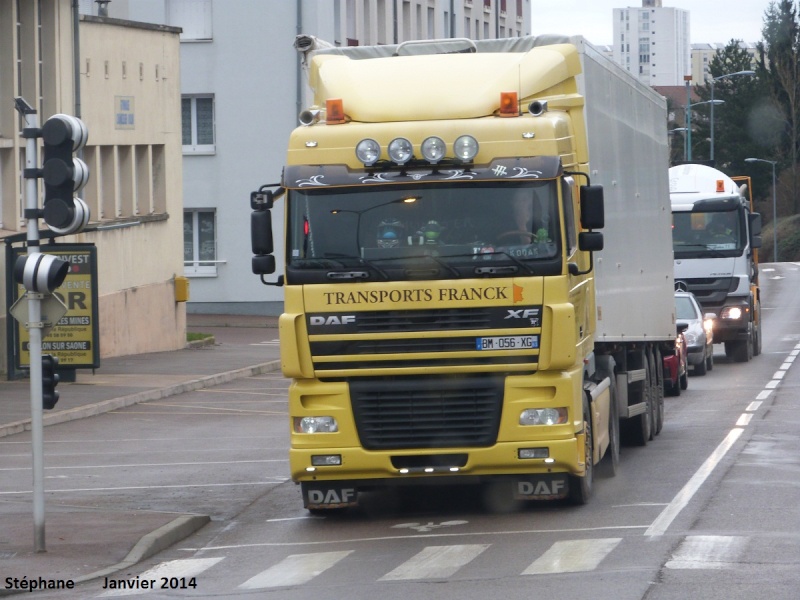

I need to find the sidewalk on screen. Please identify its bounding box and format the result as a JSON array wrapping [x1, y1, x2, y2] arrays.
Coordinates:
[[0, 315, 281, 595]]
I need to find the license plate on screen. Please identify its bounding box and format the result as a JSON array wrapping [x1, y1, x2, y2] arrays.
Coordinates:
[[476, 336, 537, 350]]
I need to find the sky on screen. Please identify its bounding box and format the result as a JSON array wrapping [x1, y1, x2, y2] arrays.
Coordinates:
[[531, 0, 771, 46]]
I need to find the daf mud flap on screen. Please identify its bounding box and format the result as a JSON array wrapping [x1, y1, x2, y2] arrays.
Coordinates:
[[301, 482, 359, 510], [512, 474, 570, 501]]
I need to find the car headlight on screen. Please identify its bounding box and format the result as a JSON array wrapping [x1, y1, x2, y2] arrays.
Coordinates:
[[520, 408, 568, 426], [683, 331, 698, 346], [293, 416, 339, 433]]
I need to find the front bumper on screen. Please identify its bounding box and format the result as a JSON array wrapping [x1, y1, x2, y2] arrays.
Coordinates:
[[291, 436, 584, 484]]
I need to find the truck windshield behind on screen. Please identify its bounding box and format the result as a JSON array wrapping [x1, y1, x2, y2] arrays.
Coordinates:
[[672, 208, 744, 259], [286, 181, 563, 282]]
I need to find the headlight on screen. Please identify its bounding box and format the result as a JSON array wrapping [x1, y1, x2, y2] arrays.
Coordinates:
[[453, 135, 479, 161], [703, 318, 714, 337], [420, 136, 446, 163], [387, 137, 413, 164], [683, 331, 698, 346], [356, 138, 381, 166], [519, 408, 568, 426], [720, 306, 744, 320], [293, 416, 339, 433]]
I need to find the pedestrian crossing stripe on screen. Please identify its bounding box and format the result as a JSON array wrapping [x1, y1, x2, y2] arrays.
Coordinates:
[[522, 538, 622, 574], [379, 544, 490, 580], [93, 536, 749, 595], [239, 550, 353, 589]]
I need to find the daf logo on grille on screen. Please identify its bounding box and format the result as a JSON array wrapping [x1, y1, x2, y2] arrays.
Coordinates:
[[310, 315, 356, 326]]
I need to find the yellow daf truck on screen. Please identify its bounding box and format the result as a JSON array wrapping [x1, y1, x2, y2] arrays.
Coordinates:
[[250, 35, 675, 510]]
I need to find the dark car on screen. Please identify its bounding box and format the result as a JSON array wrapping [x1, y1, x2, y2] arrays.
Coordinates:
[[664, 324, 688, 396], [675, 290, 714, 375]]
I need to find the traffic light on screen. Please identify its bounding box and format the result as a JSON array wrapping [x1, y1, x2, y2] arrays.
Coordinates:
[[41, 114, 90, 235], [13, 252, 69, 294], [41, 354, 60, 410]]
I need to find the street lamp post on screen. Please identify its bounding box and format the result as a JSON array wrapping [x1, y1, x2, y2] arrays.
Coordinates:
[[745, 157, 778, 262], [710, 70, 755, 163], [683, 100, 723, 161]]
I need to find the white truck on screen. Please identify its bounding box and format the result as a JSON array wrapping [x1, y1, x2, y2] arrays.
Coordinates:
[[669, 164, 762, 362], [250, 35, 676, 510]]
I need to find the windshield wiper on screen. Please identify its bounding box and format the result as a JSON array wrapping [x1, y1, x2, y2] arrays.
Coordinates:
[[473, 250, 535, 274], [323, 253, 390, 280]]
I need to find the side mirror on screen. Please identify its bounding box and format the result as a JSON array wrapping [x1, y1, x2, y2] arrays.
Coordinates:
[[677, 323, 689, 334], [251, 210, 274, 255], [580, 185, 604, 230], [749, 212, 762, 237], [578, 231, 604, 252]]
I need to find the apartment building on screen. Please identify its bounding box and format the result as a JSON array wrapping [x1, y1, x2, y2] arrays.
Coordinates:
[[613, 0, 690, 86], [112, 0, 531, 316]]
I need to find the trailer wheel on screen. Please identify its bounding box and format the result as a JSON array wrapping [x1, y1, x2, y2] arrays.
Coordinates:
[[622, 351, 652, 447], [653, 347, 664, 435], [569, 396, 593, 504]]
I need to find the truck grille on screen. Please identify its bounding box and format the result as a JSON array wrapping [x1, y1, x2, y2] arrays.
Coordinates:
[[307, 305, 541, 373], [349, 375, 503, 450]]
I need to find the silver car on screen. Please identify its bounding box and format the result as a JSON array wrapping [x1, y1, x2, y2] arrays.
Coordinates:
[[675, 290, 715, 375]]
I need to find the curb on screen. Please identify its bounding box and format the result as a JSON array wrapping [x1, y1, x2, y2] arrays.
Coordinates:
[[0, 359, 282, 439], [73, 515, 212, 584]]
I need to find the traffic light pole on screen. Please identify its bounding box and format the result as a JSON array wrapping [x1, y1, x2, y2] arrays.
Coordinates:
[[16, 98, 47, 553]]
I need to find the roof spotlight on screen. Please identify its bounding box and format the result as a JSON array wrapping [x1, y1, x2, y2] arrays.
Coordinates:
[[356, 138, 381, 166], [388, 137, 413, 165], [453, 135, 479, 162], [421, 136, 446, 164]]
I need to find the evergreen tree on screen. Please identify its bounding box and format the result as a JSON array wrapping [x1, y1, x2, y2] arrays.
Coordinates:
[[756, 0, 800, 215]]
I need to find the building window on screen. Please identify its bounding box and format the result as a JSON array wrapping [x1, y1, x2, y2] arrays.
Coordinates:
[[182, 95, 215, 154], [167, 0, 212, 41], [184, 209, 218, 276]]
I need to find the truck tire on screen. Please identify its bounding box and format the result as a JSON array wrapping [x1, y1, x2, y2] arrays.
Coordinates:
[[568, 396, 593, 505], [622, 352, 652, 446], [753, 306, 762, 356], [730, 336, 752, 363], [653, 348, 664, 435]]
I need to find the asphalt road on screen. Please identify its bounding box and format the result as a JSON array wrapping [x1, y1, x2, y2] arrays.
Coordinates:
[[5, 263, 799, 599]]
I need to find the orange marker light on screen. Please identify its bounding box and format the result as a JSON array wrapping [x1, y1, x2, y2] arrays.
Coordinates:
[[716, 179, 725, 193], [499, 92, 519, 117], [326, 98, 346, 124]]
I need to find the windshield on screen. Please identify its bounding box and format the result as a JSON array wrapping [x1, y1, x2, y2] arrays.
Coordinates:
[[672, 208, 744, 259], [286, 181, 563, 283]]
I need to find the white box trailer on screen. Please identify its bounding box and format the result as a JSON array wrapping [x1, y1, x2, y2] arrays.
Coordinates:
[[576, 38, 675, 342]]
